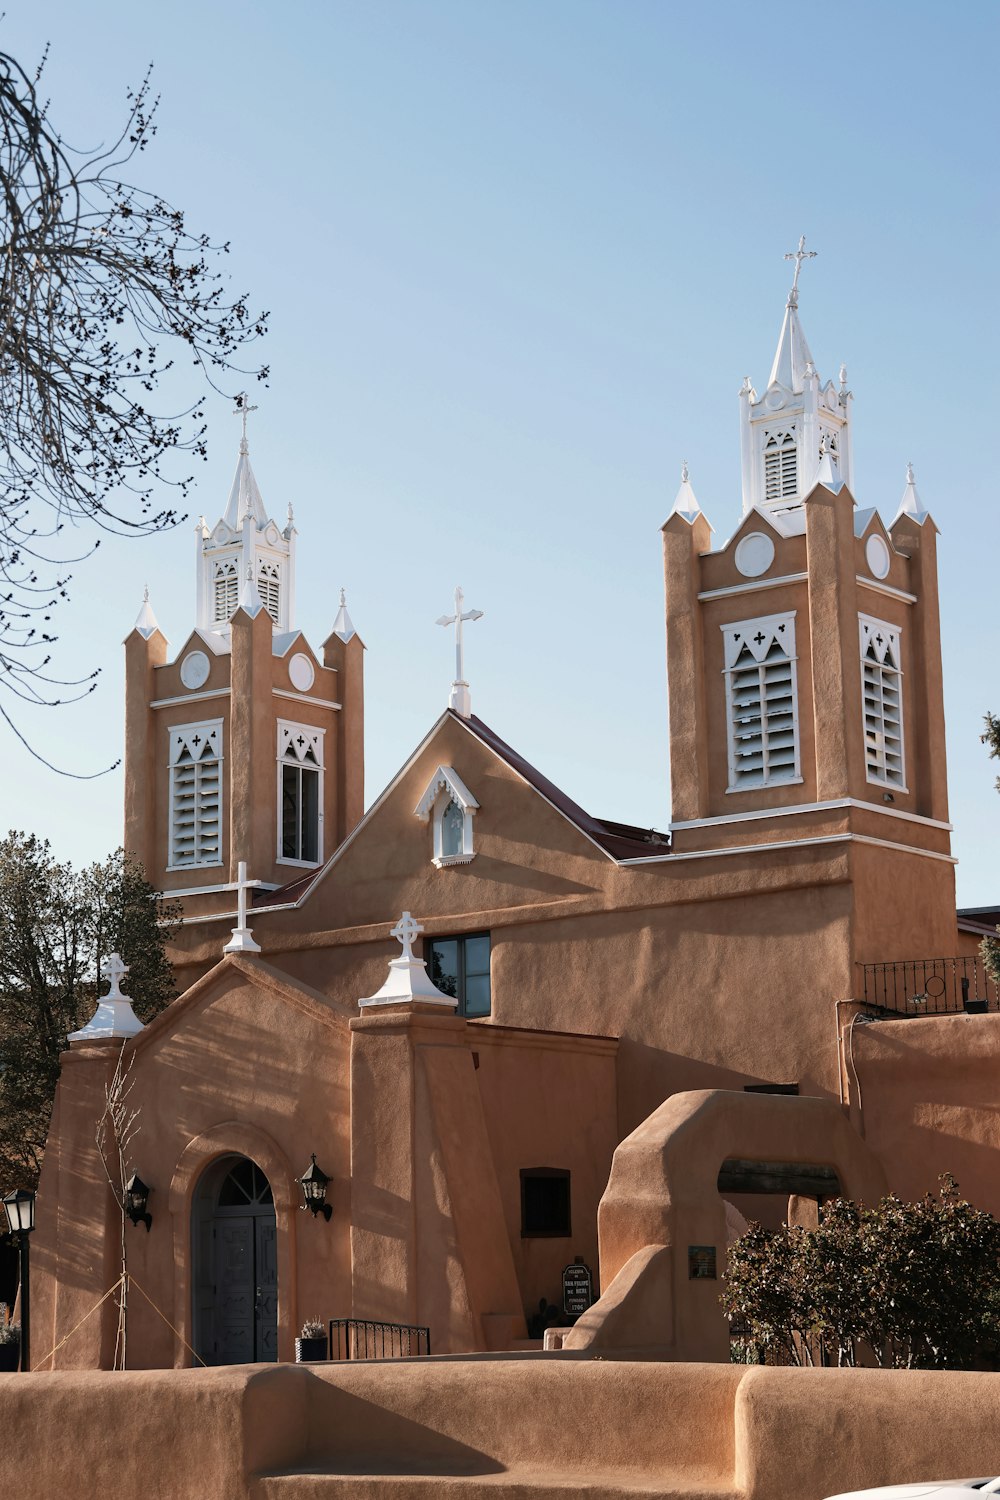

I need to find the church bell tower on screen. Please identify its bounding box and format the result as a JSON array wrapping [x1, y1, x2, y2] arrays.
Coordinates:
[[123, 400, 365, 919]]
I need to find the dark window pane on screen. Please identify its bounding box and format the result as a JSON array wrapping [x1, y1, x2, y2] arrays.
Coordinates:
[[465, 935, 491, 977], [429, 940, 459, 998], [301, 767, 319, 862], [282, 765, 299, 858], [521, 1171, 571, 1237], [464, 972, 491, 1018]]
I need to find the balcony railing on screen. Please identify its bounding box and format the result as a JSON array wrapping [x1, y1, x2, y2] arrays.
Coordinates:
[[328, 1318, 431, 1360], [856, 957, 1000, 1017]]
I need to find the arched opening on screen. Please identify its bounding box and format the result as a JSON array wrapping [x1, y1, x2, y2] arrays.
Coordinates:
[[192, 1154, 278, 1365]]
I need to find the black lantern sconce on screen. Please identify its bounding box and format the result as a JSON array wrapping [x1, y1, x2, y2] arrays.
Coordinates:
[[297, 1154, 332, 1222], [124, 1173, 153, 1232], [2, 1188, 35, 1372]]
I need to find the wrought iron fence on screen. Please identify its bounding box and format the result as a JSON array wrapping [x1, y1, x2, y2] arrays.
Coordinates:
[[856, 957, 999, 1017], [328, 1318, 431, 1360]]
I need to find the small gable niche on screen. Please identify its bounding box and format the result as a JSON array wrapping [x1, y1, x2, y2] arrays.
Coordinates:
[[414, 765, 480, 868]]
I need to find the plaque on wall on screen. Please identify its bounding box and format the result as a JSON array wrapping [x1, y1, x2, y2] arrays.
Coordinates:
[[562, 1256, 594, 1317], [688, 1245, 717, 1280]]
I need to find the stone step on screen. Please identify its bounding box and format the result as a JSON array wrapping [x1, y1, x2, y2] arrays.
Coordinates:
[[251, 1470, 739, 1500]]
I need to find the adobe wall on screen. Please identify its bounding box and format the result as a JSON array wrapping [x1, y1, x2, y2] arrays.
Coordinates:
[[3, 1360, 1000, 1500], [851, 1010, 1000, 1214]]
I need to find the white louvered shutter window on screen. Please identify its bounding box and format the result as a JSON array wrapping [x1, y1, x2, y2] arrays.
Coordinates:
[[213, 560, 239, 623], [169, 722, 224, 867], [860, 616, 905, 788], [763, 430, 798, 503], [257, 560, 280, 624], [723, 614, 800, 790]]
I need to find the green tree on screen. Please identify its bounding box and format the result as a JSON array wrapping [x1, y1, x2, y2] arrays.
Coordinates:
[[723, 1178, 1000, 1370], [0, 832, 179, 1193]]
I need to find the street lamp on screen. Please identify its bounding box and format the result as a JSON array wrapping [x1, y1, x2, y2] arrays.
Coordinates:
[[296, 1155, 332, 1222], [2, 1189, 35, 1371], [124, 1174, 153, 1233]]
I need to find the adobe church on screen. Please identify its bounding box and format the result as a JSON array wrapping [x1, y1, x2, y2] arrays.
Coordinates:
[[30, 246, 995, 1369]]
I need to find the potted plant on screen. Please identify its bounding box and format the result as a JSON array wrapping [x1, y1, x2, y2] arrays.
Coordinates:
[[0, 1320, 20, 1372], [295, 1318, 328, 1363]]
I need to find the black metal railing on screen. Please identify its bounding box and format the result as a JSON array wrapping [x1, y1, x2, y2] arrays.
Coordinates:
[[856, 957, 1000, 1017], [328, 1318, 431, 1360]]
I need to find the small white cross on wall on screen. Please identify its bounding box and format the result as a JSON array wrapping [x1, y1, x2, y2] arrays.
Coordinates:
[[436, 585, 484, 719], [391, 911, 423, 964], [101, 952, 129, 999]]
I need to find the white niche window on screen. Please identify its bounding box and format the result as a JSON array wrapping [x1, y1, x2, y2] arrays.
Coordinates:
[[257, 559, 281, 624], [860, 615, 906, 790], [414, 766, 479, 867], [278, 721, 324, 865], [722, 612, 801, 791], [168, 720, 223, 868], [763, 428, 798, 503]]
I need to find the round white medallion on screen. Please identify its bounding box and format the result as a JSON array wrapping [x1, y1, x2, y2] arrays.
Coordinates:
[[734, 532, 776, 579], [289, 652, 315, 693], [865, 534, 891, 581], [179, 650, 210, 691]]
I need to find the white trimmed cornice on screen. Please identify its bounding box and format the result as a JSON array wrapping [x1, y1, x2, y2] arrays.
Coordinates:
[[697, 573, 808, 602], [856, 576, 917, 605], [670, 797, 952, 833], [151, 687, 231, 710]]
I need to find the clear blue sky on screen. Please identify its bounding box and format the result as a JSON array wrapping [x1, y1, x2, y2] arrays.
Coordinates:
[[2, 1, 998, 908]]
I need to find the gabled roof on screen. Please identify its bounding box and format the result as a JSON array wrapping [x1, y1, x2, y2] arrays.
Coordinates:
[[252, 710, 671, 911]]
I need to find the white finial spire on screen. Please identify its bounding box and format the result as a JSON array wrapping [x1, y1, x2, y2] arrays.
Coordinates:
[[359, 910, 457, 1009], [68, 952, 145, 1042], [436, 585, 484, 719], [784, 234, 817, 309], [814, 433, 845, 493], [223, 861, 262, 955], [332, 587, 356, 644], [895, 460, 929, 525], [237, 561, 266, 618], [668, 461, 704, 525], [132, 586, 161, 640], [234, 392, 258, 455]]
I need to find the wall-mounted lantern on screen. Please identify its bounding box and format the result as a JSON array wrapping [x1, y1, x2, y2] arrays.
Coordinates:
[[124, 1173, 153, 1232], [297, 1154, 332, 1222], [2, 1188, 35, 1371]]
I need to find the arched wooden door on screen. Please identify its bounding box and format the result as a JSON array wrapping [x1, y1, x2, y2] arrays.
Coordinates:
[[192, 1155, 278, 1365]]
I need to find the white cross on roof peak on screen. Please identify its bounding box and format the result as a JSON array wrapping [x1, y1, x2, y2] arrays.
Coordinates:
[[391, 910, 423, 963]]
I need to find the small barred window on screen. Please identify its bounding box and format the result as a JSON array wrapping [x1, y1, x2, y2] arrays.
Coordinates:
[[723, 614, 800, 790], [860, 616, 905, 788], [213, 560, 240, 623], [763, 430, 797, 502], [257, 560, 280, 624], [169, 721, 223, 867]]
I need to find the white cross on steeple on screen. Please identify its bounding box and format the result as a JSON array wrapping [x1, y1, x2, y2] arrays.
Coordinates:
[[234, 392, 259, 454], [783, 235, 817, 307], [436, 585, 484, 719]]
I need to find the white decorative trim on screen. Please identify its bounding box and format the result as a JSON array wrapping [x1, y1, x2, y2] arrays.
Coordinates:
[[414, 764, 479, 867], [359, 911, 457, 1009], [856, 576, 916, 605], [272, 689, 341, 709], [698, 573, 808, 602], [152, 688, 231, 709], [620, 832, 957, 867], [161, 880, 276, 898], [670, 797, 952, 833]]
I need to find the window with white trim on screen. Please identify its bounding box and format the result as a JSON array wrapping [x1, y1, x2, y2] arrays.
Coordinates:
[[763, 429, 797, 502], [860, 615, 905, 789], [213, 559, 240, 624], [277, 721, 323, 864], [257, 560, 280, 624], [168, 720, 223, 867], [723, 613, 800, 790]]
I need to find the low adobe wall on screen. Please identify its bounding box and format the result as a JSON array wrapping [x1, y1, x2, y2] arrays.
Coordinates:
[[3, 1359, 1000, 1499]]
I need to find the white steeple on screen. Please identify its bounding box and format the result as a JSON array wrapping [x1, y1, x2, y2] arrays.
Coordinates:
[[132, 586, 162, 640], [895, 461, 930, 525], [195, 396, 297, 637], [740, 238, 854, 516], [332, 588, 356, 644], [668, 462, 705, 525]]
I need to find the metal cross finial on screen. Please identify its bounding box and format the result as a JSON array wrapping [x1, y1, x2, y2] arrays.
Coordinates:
[[784, 235, 817, 306], [233, 392, 258, 453], [436, 585, 484, 719], [391, 910, 423, 964], [102, 952, 129, 1000]]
